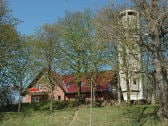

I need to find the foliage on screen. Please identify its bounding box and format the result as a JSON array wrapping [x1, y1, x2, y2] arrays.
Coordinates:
[[0, 0, 20, 106], [130, 0, 168, 118], [58, 9, 113, 103], [33, 23, 62, 110], [0, 101, 79, 112], [0, 0, 19, 69]]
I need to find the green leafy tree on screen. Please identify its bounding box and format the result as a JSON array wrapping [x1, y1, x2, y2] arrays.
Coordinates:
[[0, 0, 20, 106], [59, 10, 112, 103], [34, 24, 61, 111], [0, 0, 19, 69], [95, 5, 130, 104], [131, 0, 168, 118], [12, 36, 36, 112]]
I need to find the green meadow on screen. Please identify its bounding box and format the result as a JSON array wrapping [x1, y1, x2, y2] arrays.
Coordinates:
[[0, 105, 167, 126]]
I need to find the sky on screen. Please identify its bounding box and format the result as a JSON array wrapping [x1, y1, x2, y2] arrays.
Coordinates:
[[8, 0, 111, 35]]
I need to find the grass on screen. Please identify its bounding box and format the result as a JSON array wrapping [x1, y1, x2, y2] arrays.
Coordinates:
[[0, 109, 75, 126], [71, 105, 167, 126], [0, 105, 167, 126]]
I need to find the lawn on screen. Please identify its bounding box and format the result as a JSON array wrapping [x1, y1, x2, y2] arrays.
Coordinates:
[[0, 109, 75, 126], [71, 105, 167, 126], [0, 105, 167, 126]]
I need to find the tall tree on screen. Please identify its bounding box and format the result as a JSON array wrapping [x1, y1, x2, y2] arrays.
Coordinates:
[[59, 10, 112, 103], [59, 10, 94, 100], [95, 5, 134, 104], [34, 23, 61, 111], [12, 36, 35, 112], [0, 0, 19, 69], [0, 0, 19, 106], [131, 0, 168, 118]]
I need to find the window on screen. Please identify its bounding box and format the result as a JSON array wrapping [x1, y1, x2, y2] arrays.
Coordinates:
[[37, 84, 44, 88], [108, 84, 112, 92], [58, 96, 61, 100], [81, 82, 85, 87], [67, 82, 72, 88], [35, 97, 40, 102], [133, 78, 137, 85], [128, 11, 137, 16], [32, 97, 40, 102], [119, 12, 126, 18]]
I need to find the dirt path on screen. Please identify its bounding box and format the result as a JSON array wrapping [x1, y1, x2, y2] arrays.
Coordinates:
[[69, 108, 80, 126]]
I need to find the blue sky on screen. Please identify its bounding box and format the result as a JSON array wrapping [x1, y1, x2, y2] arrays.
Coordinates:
[[8, 0, 111, 35]]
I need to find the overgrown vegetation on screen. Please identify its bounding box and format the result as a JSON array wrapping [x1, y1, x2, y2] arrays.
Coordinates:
[[0, 101, 79, 112]]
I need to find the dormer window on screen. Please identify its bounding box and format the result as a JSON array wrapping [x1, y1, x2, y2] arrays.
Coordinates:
[[81, 82, 85, 87], [67, 82, 72, 88], [108, 84, 112, 92], [35, 84, 42, 88]]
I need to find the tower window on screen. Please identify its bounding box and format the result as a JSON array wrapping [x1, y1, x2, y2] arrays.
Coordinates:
[[128, 12, 137, 16], [119, 12, 126, 18], [133, 78, 137, 85]]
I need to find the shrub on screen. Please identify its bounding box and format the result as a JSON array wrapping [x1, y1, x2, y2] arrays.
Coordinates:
[[53, 100, 78, 109]]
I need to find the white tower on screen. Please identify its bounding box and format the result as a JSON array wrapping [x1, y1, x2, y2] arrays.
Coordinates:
[[118, 9, 144, 101]]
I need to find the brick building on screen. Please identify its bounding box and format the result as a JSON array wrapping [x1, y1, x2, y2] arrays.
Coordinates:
[[24, 70, 117, 103]]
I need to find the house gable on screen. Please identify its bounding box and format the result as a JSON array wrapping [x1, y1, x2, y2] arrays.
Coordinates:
[[24, 70, 117, 102]]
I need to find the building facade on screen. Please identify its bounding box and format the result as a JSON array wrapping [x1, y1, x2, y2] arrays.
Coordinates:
[[118, 9, 145, 101], [24, 70, 117, 103]]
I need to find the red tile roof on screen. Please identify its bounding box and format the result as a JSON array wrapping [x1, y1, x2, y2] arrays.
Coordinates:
[[29, 87, 41, 92], [60, 71, 116, 93]]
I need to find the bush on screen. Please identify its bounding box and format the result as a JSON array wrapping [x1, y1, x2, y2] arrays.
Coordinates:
[[0, 104, 18, 112], [75, 95, 85, 105], [53, 100, 79, 109], [21, 101, 50, 112], [53, 101, 68, 109], [0, 100, 79, 112], [68, 101, 79, 108]]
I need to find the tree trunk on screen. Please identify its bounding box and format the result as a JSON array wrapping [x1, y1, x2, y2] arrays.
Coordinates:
[[126, 79, 131, 105], [18, 89, 22, 112], [50, 93, 53, 111], [117, 83, 121, 105], [48, 64, 54, 111], [93, 86, 96, 105], [117, 61, 121, 105], [78, 81, 81, 97], [155, 59, 168, 118], [151, 72, 156, 105], [151, 93, 156, 105], [126, 71, 131, 105], [152, 23, 168, 118], [18, 96, 21, 112]]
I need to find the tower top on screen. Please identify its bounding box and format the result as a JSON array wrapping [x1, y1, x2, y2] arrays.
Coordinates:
[[119, 9, 139, 32], [120, 9, 138, 17]]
